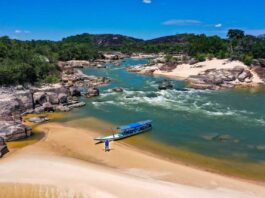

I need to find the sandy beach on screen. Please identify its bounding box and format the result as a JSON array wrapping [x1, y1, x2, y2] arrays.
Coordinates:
[[154, 59, 263, 84], [0, 116, 264, 198]]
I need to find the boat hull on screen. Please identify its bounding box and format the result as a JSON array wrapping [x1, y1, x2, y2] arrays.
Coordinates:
[[94, 126, 152, 142]]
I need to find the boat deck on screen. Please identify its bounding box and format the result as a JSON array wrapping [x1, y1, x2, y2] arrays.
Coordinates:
[[95, 120, 152, 142]]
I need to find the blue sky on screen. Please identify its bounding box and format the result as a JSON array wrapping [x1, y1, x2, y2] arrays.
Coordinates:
[[1, 0, 265, 40]]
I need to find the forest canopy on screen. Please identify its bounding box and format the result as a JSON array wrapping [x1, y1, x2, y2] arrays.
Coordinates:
[[1, 29, 265, 85]]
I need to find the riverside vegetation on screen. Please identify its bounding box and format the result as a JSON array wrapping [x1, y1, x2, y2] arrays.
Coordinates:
[[1, 29, 265, 86]]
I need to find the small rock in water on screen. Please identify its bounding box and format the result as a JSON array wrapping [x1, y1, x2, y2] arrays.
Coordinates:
[[202, 133, 234, 142], [158, 80, 173, 90], [213, 134, 233, 142], [175, 87, 189, 92], [28, 116, 49, 123], [85, 87, 100, 98], [112, 87, 124, 93], [68, 102, 86, 109], [256, 145, 265, 151], [202, 133, 219, 141]]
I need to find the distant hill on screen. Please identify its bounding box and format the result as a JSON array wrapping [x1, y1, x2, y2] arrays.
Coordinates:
[[257, 34, 265, 40], [62, 33, 143, 47], [62, 33, 195, 46], [146, 34, 193, 45]]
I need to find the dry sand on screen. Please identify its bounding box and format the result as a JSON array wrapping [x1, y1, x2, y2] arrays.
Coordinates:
[[154, 59, 263, 84], [0, 119, 265, 198]]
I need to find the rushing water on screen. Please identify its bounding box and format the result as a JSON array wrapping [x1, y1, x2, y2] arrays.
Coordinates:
[[66, 58, 265, 168]]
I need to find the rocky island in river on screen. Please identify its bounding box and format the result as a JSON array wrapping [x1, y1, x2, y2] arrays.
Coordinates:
[[127, 56, 265, 90]]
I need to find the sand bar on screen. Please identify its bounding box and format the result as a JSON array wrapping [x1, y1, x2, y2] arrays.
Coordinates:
[[0, 118, 264, 197]]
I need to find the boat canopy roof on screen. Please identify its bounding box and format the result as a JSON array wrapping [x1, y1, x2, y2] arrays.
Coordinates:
[[118, 120, 152, 131]]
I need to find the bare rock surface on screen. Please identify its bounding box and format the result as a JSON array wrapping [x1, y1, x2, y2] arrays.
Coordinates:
[[0, 58, 110, 142], [187, 67, 255, 90], [0, 121, 32, 141], [0, 137, 9, 158], [0, 84, 74, 141], [84, 87, 100, 98], [68, 102, 86, 109], [28, 116, 49, 123]]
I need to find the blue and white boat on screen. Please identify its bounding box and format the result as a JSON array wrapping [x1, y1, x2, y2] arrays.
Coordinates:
[[94, 120, 152, 141]]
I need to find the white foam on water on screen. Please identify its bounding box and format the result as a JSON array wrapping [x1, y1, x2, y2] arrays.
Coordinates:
[[92, 87, 265, 127]]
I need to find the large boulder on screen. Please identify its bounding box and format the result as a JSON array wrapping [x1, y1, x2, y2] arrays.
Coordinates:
[[55, 105, 71, 112], [189, 58, 199, 65], [258, 59, 265, 67], [253, 66, 265, 81], [65, 60, 90, 68], [85, 88, 100, 98], [231, 66, 244, 77], [223, 74, 236, 82], [58, 93, 68, 104], [0, 97, 20, 121], [0, 121, 32, 141], [42, 102, 54, 112], [237, 70, 252, 82], [34, 106, 45, 114], [0, 89, 34, 121], [46, 92, 59, 104], [14, 90, 34, 111], [70, 87, 81, 97], [252, 59, 261, 66], [32, 84, 68, 96], [0, 137, 9, 158], [68, 102, 86, 109], [33, 92, 47, 106]]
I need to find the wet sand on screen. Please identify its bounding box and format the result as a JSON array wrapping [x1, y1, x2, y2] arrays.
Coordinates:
[[0, 116, 265, 197]]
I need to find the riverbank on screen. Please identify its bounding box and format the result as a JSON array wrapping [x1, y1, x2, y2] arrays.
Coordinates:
[[1, 116, 265, 197], [154, 59, 262, 81], [127, 58, 265, 90]]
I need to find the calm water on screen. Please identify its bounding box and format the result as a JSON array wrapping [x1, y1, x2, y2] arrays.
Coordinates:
[[67, 58, 265, 164]]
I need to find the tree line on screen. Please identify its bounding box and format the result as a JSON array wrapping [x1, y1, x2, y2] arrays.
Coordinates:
[[0, 29, 265, 85], [0, 37, 101, 85]]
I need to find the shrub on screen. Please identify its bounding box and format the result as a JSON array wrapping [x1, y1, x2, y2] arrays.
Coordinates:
[[196, 53, 206, 62], [240, 54, 253, 66]]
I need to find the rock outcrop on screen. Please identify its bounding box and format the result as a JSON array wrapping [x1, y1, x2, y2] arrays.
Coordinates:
[[187, 66, 255, 90], [84, 87, 100, 98], [127, 64, 160, 75], [0, 84, 80, 141], [253, 66, 265, 82], [68, 101, 86, 109], [61, 67, 110, 88], [0, 121, 32, 141], [58, 60, 90, 70], [0, 58, 111, 142], [0, 137, 8, 158]]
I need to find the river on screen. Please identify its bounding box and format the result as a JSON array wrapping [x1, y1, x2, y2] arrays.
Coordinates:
[[58, 58, 265, 180]]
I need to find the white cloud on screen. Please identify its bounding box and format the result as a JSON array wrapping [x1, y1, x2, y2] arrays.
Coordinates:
[[143, 0, 152, 4], [215, 23, 222, 28], [14, 29, 31, 34], [15, 30, 22, 34], [162, 19, 201, 26]]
